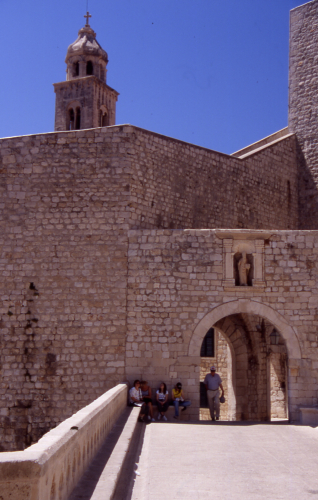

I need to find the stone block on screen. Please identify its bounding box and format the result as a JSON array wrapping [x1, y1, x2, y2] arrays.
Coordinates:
[[299, 407, 318, 426]]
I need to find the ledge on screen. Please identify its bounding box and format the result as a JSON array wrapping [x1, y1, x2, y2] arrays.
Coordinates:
[[223, 287, 266, 293], [231, 127, 291, 158], [0, 384, 128, 500], [216, 230, 272, 240]]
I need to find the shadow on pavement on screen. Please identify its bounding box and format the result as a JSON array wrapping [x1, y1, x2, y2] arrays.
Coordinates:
[[155, 418, 291, 426]]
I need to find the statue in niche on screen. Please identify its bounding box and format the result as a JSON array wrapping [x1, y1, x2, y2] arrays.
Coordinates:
[[238, 251, 250, 286], [234, 252, 253, 286]]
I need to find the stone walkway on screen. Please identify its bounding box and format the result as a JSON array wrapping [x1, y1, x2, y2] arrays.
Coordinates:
[[131, 421, 318, 500]]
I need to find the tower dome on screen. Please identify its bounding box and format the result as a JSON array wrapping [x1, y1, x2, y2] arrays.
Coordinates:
[[65, 13, 109, 83], [53, 12, 119, 132]]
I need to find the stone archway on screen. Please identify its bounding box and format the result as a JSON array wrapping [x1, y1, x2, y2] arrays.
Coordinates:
[[189, 299, 301, 421], [189, 299, 301, 360]]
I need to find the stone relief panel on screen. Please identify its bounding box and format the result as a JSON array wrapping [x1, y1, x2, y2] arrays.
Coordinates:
[[217, 232, 268, 289]]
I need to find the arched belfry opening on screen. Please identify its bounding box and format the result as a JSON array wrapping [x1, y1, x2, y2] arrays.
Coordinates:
[[68, 108, 75, 130], [75, 107, 81, 130], [100, 106, 109, 127], [67, 104, 81, 131], [73, 61, 79, 77], [86, 60, 93, 75], [191, 300, 300, 422]]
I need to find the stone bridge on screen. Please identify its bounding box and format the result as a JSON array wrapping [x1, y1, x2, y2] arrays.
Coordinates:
[[1, 384, 318, 500]]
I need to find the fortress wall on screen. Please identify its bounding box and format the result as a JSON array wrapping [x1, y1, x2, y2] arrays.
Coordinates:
[[126, 229, 318, 422], [0, 128, 132, 450], [289, 0, 318, 228], [0, 123, 300, 449], [126, 127, 299, 230]]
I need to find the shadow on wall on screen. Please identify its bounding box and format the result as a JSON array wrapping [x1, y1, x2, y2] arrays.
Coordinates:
[[297, 138, 318, 230]]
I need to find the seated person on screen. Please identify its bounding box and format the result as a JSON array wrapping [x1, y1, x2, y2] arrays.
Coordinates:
[[129, 380, 146, 422], [172, 382, 191, 419], [141, 380, 155, 422], [156, 382, 169, 421]]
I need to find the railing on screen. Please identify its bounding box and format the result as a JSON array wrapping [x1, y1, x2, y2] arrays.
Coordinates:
[[0, 383, 128, 500]]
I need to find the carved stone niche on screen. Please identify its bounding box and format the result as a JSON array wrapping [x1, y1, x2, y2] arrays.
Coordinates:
[[216, 231, 269, 290]]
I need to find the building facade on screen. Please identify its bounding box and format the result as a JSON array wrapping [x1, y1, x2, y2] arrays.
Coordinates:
[[1, 1, 318, 451]]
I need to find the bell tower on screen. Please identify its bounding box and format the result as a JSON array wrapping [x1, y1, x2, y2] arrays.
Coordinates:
[[53, 13, 119, 131]]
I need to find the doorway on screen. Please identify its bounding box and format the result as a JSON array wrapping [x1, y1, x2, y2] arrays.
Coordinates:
[[199, 328, 234, 421], [199, 314, 288, 421]]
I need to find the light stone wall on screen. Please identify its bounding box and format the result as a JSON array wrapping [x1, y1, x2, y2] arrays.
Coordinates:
[[289, 0, 318, 228], [127, 129, 299, 231], [0, 123, 305, 449], [3, 0, 318, 452], [0, 384, 128, 500], [0, 128, 132, 450], [269, 348, 288, 419], [126, 229, 318, 423]]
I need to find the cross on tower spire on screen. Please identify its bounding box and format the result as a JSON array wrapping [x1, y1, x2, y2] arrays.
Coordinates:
[[84, 11, 92, 26]]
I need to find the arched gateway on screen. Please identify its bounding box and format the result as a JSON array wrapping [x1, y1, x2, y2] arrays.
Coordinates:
[[187, 299, 301, 422], [189, 299, 301, 359]]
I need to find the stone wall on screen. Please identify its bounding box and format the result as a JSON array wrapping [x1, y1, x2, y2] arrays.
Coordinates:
[[127, 128, 299, 231], [0, 123, 304, 449], [289, 0, 318, 228], [126, 229, 318, 422], [3, 0, 318, 450], [0, 128, 131, 450], [0, 384, 128, 500], [269, 348, 288, 419]]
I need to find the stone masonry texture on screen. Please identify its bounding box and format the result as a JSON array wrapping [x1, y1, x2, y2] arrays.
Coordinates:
[[54, 78, 118, 131], [126, 229, 318, 423], [289, 0, 318, 228], [2, 0, 318, 451], [0, 125, 299, 449]]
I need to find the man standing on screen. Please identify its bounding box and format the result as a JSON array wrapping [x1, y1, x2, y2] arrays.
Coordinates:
[[204, 366, 224, 421]]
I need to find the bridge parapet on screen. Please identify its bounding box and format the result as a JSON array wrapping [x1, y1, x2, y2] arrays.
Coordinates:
[[0, 383, 128, 500]]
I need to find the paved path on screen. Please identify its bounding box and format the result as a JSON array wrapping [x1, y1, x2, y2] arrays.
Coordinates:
[[131, 421, 318, 500]]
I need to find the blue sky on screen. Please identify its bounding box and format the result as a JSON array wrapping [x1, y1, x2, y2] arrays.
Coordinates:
[[0, 0, 301, 154]]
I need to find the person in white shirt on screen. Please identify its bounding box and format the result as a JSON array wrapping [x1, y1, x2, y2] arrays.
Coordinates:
[[129, 380, 146, 422], [204, 366, 224, 421]]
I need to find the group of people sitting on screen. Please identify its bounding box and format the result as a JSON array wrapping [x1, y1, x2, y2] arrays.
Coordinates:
[[129, 380, 191, 422]]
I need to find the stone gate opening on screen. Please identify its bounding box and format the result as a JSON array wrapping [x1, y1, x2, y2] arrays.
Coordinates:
[[189, 299, 300, 422], [198, 314, 288, 422]]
